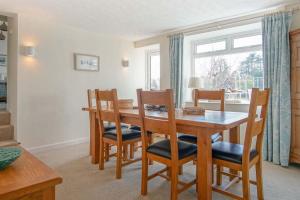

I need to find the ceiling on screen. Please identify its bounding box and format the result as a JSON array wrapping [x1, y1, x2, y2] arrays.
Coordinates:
[[0, 0, 297, 40]]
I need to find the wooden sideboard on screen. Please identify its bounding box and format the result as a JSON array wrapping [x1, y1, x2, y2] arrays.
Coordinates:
[[290, 29, 300, 164], [0, 147, 62, 200]]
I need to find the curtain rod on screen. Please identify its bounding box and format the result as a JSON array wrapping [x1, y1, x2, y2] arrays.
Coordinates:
[[166, 3, 300, 37]]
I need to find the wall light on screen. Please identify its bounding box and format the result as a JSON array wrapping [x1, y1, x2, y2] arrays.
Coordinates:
[[122, 58, 129, 67], [22, 45, 36, 57]]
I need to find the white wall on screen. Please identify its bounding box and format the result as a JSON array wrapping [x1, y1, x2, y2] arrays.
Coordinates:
[[291, 10, 300, 30], [14, 14, 145, 149]]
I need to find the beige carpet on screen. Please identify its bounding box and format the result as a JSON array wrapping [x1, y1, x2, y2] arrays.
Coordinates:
[[35, 143, 300, 200]]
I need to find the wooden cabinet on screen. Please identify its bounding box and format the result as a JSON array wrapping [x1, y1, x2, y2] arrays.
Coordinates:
[[290, 29, 300, 164], [0, 147, 62, 200]]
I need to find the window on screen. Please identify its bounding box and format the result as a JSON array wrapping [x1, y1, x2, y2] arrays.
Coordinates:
[[196, 40, 226, 53], [191, 31, 263, 103], [146, 50, 160, 90], [233, 35, 262, 48]]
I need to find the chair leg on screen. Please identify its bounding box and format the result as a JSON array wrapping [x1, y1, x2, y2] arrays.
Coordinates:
[[105, 143, 109, 161], [256, 160, 264, 200], [123, 144, 128, 161], [99, 141, 105, 170], [178, 165, 183, 175], [167, 166, 171, 178], [130, 143, 134, 159], [116, 144, 122, 179], [196, 163, 198, 193], [148, 135, 153, 165], [170, 166, 178, 200], [134, 142, 138, 152], [141, 153, 149, 195], [242, 168, 251, 200], [212, 165, 214, 184], [216, 165, 222, 186]]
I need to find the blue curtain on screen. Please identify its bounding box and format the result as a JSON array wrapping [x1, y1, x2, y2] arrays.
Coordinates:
[[169, 33, 184, 108], [262, 12, 292, 167]]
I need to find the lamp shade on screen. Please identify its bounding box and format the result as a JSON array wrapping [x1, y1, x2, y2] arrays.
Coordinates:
[[23, 46, 36, 57], [188, 77, 201, 88], [0, 31, 5, 40], [0, 22, 7, 32]]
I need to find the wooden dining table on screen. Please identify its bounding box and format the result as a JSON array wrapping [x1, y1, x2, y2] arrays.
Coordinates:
[[82, 107, 248, 200]]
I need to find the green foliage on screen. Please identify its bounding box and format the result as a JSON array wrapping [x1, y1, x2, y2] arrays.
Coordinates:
[[239, 53, 263, 79]]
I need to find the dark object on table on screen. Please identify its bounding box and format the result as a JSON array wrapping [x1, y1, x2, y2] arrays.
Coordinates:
[[145, 105, 167, 112]]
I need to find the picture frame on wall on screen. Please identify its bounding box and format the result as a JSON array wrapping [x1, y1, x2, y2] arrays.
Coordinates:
[[0, 55, 6, 67], [74, 53, 99, 71]]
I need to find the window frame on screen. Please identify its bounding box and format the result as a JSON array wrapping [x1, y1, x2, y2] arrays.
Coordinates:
[[145, 49, 160, 90], [191, 29, 262, 76]]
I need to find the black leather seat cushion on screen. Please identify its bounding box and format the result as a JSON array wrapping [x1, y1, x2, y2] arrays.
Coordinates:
[[129, 126, 141, 131], [178, 133, 222, 144], [104, 123, 128, 131], [129, 126, 153, 135], [147, 139, 197, 160], [212, 141, 258, 164], [104, 128, 141, 141]]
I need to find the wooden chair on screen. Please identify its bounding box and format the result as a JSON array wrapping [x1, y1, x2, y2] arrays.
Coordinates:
[[95, 89, 142, 179], [212, 88, 270, 200], [137, 89, 197, 200], [178, 89, 225, 183], [87, 89, 122, 156]]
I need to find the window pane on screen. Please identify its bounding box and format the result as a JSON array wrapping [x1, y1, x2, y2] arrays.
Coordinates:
[[234, 35, 262, 48], [196, 41, 226, 53], [150, 54, 160, 90], [194, 51, 263, 103]]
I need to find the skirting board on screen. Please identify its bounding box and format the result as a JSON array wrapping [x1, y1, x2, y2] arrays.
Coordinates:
[[27, 137, 89, 154]]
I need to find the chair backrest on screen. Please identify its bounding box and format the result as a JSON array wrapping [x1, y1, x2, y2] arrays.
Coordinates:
[[137, 89, 179, 161], [242, 88, 270, 165], [194, 89, 225, 111], [87, 89, 96, 109], [95, 89, 123, 140]]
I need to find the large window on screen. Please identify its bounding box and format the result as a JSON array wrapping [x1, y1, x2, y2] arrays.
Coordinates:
[[146, 50, 160, 90], [191, 31, 263, 103]]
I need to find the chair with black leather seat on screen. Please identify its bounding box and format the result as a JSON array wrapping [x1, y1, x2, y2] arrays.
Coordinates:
[[178, 89, 225, 183], [137, 89, 197, 200], [88, 89, 129, 159], [212, 88, 270, 200], [95, 89, 142, 179]]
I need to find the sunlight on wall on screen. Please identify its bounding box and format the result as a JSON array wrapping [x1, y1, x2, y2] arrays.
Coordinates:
[[21, 41, 38, 69]]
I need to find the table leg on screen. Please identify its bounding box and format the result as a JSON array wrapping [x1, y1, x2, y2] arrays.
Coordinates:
[[197, 128, 212, 200], [229, 126, 240, 180], [90, 112, 100, 164], [89, 113, 92, 156], [42, 186, 55, 200]]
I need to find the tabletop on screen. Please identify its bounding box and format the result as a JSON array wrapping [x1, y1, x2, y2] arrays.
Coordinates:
[[83, 107, 249, 129]]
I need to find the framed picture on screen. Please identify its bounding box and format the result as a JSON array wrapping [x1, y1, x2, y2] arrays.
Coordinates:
[[74, 53, 99, 71], [0, 55, 6, 67]]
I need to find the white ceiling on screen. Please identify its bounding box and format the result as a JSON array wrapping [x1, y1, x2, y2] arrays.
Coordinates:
[[0, 0, 297, 40]]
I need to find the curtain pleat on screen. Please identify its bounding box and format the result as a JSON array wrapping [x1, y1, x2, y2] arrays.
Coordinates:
[[262, 12, 292, 167], [169, 33, 184, 108]]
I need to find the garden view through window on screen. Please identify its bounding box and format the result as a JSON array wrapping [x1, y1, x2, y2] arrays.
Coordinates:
[[192, 33, 263, 103], [146, 50, 160, 90]]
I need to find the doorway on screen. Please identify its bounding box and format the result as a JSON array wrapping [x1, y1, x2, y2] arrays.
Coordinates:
[[0, 15, 8, 110]]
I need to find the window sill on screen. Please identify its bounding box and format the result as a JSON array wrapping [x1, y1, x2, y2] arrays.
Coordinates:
[[184, 101, 250, 106]]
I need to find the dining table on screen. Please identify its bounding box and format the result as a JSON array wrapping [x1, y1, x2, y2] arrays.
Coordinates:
[[82, 106, 248, 200]]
